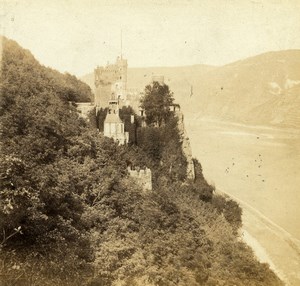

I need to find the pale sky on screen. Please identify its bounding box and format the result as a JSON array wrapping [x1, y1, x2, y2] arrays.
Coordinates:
[[1, 0, 300, 76]]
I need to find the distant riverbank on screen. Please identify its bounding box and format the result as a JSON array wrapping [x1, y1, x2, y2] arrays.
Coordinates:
[[185, 118, 300, 285]]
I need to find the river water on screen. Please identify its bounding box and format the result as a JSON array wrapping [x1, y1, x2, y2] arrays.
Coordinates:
[[185, 117, 300, 241]]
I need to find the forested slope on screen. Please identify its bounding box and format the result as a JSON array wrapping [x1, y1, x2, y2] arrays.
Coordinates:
[[181, 50, 300, 127], [0, 37, 283, 286]]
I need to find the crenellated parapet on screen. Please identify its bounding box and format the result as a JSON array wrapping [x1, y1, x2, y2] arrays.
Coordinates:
[[128, 166, 152, 192]]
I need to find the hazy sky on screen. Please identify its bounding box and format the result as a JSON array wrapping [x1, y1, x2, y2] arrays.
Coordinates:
[[1, 0, 300, 76]]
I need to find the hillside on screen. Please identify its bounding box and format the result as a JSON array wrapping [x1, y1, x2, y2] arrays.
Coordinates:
[[0, 36, 93, 104], [0, 37, 283, 286], [82, 50, 300, 128], [184, 50, 300, 128]]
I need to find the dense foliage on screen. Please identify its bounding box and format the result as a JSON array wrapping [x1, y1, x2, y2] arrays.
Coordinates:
[[140, 82, 174, 126], [0, 36, 92, 108], [0, 37, 283, 286]]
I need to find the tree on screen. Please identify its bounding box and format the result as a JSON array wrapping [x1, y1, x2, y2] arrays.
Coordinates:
[[140, 81, 174, 126]]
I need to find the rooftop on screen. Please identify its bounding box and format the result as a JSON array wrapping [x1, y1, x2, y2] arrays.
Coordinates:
[[104, 113, 123, 124]]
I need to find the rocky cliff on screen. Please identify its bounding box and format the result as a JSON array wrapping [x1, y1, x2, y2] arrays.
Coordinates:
[[176, 111, 195, 180]]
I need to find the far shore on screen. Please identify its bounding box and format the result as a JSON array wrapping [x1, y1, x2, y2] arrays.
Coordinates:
[[185, 116, 300, 135], [216, 188, 300, 286]]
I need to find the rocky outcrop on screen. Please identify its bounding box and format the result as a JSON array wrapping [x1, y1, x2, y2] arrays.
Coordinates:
[[176, 111, 195, 180]]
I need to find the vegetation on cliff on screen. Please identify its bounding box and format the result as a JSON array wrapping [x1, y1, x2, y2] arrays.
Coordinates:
[[140, 82, 174, 127], [0, 37, 283, 286]]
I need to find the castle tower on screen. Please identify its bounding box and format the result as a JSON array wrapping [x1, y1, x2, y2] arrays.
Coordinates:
[[94, 56, 128, 110], [103, 100, 129, 145], [116, 56, 127, 90], [108, 99, 119, 115]]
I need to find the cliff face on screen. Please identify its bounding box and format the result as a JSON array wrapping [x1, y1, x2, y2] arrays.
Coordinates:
[[176, 111, 195, 180]]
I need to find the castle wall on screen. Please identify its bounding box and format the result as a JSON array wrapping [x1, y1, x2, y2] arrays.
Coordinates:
[[95, 85, 112, 109], [128, 167, 152, 192], [95, 69, 119, 84], [103, 122, 128, 145], [76, 102, 94, 119]]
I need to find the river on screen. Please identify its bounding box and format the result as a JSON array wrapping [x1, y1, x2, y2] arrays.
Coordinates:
[[185, 118, 300, 284], [185, 117, 300, 240]]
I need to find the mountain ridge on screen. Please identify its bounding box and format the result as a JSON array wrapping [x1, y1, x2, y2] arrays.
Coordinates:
[[186, 49, 300, 127], [81, 49, 300, 128]]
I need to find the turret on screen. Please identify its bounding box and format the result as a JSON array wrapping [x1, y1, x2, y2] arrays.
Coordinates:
[[108, 100, 119, 115], [116, 56, 128, 90]]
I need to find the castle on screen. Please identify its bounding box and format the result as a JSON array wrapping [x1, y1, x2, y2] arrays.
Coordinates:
[[77, 54, 195, 185], [94, 56, 128, 109], [93, 56, 144, 112], [92, 55, 146, 147]]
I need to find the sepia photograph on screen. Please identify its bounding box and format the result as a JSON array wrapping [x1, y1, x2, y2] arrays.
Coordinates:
[[0, 0, 300, 285]]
